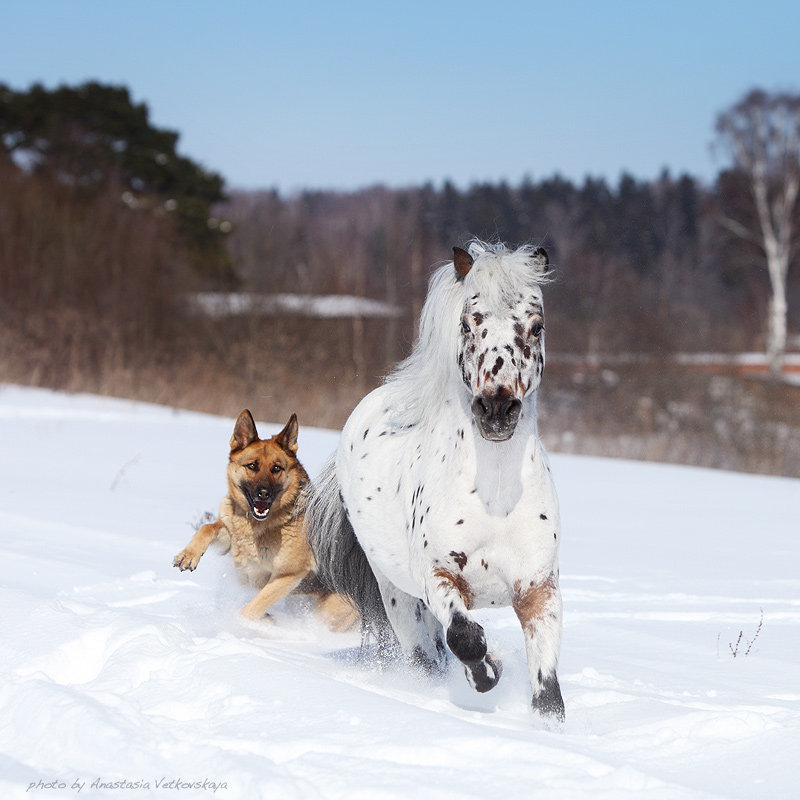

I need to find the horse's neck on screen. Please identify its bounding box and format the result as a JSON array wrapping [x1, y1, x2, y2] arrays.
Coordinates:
[[470, 396, 540, 518]]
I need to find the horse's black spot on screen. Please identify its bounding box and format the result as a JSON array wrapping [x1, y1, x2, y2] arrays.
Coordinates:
[[423, 539, 428, 548], [446, 612, 486, 664], [391, 597, 397, 607], [415, 603, 423, 622], [514, 322, 524, 336], [504, 345, 514, 356], [473, 312, 484, 326], [363, 428, 369, 439], [524, 345, 531, 359], [540, 513, 548, 520], [532, 673, 565, 721], [456, 519, 464, 525], [478, 351, 486, 369], [366, 496, 372, 501], [554, 532, 557, 540], [481, 329, 488, 339], [492, 356, 504, 375]]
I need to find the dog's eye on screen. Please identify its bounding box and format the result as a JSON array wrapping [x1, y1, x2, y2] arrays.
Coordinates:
[[245, 462, 258, 472], [271, 463, 284, 474]]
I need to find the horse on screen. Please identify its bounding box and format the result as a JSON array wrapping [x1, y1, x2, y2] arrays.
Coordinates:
[[306, 240, 564, 720]]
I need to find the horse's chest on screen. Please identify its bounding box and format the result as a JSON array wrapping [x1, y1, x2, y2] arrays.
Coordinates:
[[422, 503, 556, 606]]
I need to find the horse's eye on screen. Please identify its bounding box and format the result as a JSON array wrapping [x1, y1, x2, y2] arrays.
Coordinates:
[[531, 321, 544, 338], [461, 318, 470, 334]]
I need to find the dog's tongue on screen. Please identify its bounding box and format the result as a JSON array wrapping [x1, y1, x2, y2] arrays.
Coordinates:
[[253, 500, 270, 517]]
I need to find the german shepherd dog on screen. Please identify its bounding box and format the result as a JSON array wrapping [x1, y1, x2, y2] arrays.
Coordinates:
[[173, 409, 357, 629]]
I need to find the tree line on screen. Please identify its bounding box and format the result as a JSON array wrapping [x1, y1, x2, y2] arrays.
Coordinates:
[[0, 81, 799, 457], [223, 170, 794, 357]]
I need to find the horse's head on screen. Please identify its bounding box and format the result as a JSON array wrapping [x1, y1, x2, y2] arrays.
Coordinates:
[[454, 244, 549, 442]]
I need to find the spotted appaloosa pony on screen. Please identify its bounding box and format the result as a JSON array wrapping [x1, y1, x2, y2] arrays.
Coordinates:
[[307, 241, 564, 720]]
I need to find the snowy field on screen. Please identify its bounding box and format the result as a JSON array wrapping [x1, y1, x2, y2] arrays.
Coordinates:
[[0, 385, 798, 800]]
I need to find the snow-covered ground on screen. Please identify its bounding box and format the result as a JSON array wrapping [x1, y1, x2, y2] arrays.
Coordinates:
[[0, 385, 798, 799]]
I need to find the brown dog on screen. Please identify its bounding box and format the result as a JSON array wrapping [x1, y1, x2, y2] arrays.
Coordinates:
[[173, 409, 357, 629]]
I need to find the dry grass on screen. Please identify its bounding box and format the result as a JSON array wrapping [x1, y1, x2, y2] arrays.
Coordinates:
[[3, 313, 799, 478]]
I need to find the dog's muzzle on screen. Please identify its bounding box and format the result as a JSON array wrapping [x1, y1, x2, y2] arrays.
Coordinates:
[[247, 486, 274, 521]]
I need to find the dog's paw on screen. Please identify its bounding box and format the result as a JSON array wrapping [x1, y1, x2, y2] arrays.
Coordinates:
[[239, 608, 275, 625], [173, 549, 201, 571]]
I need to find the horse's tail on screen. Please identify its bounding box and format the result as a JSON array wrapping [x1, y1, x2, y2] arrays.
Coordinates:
[[304, 455, 394, 651]]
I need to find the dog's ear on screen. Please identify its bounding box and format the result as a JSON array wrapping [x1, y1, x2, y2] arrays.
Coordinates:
[[275, 413, 299, 455], [230, 409, 258, 452]]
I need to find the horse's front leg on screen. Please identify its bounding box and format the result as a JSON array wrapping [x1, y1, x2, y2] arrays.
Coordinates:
[[512, 573, 565, 721], [422, 567, 502, 693]]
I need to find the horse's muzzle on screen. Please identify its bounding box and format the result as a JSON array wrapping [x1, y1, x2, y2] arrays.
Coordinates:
[[471, 390, 521, 441]]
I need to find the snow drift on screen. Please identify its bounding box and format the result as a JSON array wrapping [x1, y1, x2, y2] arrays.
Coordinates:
[[0, 385, 798, 799]]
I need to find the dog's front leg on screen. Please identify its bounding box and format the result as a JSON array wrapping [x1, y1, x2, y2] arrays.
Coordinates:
[[173, 519, 225, 571], [239, 572, 306, 621]]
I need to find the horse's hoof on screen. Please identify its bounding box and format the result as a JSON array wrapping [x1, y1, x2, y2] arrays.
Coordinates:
[[464, 653, 503, 693], [531, 673, 565, 721], [410, 645, 447, 676]]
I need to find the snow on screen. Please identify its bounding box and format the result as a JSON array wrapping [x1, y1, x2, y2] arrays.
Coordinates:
[[1, 384, 799, 799], [190, 293, 403, 319]]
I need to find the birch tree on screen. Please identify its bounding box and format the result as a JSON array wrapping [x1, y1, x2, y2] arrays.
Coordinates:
[[714, 89, 800, 377]]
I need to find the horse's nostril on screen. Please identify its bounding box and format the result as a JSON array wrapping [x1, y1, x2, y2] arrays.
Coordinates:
[[472, 397, 490, 418], [501, 397, 521, 420], [472, 393, 520, 423]]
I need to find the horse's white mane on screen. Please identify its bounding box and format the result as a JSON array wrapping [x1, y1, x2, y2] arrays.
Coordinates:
[[383, 240, 550, 430]]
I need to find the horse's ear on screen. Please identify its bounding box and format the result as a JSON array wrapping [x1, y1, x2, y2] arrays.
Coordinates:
[[231, 409, 258, 452], [453, 246, 474, 279], [530, 247, 550, 276], [275, 413, 299, 454]]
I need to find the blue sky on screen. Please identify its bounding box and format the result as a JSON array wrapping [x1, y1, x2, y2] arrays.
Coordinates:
[[3, 0, 800, 192]]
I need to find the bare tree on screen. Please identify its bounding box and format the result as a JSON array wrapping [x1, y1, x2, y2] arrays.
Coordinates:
[[714, 89, 800, 377]]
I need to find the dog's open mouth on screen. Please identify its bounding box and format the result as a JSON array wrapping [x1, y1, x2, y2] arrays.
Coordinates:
[[251, 500, 271, 521]]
